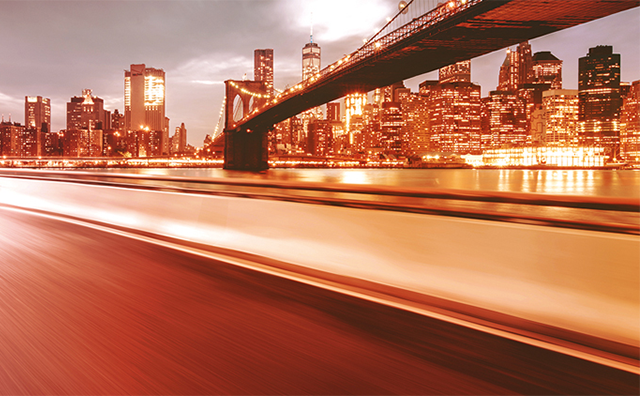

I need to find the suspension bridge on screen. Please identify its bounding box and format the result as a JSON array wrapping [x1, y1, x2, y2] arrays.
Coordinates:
[[213, 0, 637, 170]]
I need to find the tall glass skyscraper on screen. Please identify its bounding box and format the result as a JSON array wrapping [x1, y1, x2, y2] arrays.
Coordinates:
[[124, 64, 166, 133]]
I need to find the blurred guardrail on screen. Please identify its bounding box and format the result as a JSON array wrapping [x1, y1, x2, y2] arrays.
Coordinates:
[[0, 169, 638, 367]]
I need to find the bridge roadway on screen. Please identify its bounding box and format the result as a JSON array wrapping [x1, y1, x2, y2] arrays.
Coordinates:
[[0, 170, 638, 393], [1, 207, 638, 394]]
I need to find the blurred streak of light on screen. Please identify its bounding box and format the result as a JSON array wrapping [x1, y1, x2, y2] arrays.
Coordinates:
[[1, 204, 637, 375]]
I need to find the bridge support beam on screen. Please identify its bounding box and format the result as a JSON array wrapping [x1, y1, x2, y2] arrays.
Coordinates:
[[223, 127, 268, 171]]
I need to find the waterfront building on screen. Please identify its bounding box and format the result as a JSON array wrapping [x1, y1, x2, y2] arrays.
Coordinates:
[[25, 96, 51, 133], [254, 49, 274, 97], [620, 80, 640, 162], [124, 64, 166, 134], [577, 45, 621, 154], [0, 122, 23, 157], [483, 91, 528, 147], [543, 89, 579, 146], [482, 146, 606, 167]]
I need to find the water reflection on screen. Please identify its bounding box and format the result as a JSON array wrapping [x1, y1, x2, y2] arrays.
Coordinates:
[[92, 168, 640, 198]]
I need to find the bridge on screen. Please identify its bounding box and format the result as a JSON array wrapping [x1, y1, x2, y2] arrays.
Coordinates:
[[221, 0, 638, 170]]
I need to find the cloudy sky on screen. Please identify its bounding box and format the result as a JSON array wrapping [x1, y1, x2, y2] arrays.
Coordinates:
[[0, 0, 638, 146]]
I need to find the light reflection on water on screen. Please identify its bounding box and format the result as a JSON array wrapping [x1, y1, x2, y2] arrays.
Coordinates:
[[93, 168, 640, 198]]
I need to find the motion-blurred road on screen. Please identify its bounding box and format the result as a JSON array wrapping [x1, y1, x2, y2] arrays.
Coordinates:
[[0, 207, 637, 395]]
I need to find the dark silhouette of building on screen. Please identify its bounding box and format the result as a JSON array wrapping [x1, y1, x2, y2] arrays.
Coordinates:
[[326, 102, 340, 122]]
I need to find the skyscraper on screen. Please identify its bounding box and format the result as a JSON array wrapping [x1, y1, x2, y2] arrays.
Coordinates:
[[124, 64, 166, 132], [419, 62, 483, 154], [498, 41, 532, 92], [254, 49, 274, 97], [300, 35, 322, 152], [578, 46, 621, 153], [66, 89, 111, 131], [302, 39, 320, 81], [25, 96, 51, 133]]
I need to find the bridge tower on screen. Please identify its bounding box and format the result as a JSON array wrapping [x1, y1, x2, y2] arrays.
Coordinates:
[[223, 80, 270, 171]]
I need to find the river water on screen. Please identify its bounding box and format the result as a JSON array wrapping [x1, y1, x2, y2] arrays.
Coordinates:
[[96, 168, 640, 198]]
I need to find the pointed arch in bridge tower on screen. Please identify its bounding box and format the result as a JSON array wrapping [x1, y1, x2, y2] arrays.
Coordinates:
[[223, 80, 270, 171]]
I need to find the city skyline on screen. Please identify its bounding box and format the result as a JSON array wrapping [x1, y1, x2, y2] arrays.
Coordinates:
[[0, 1, 638, 146]]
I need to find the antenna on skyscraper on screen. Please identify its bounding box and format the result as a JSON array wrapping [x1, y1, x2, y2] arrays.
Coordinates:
[[310, 11, 313, 43]]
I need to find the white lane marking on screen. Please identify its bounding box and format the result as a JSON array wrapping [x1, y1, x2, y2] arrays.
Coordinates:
[[2, 204, 639, 375]]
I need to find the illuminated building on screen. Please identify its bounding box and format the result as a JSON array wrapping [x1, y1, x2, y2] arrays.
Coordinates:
[[578, 45, 621, 154], [254, 49, 274, 97], [25, 96, 51, 133], [498, 41, 532, 92], [125, 64, 166, 133], [400, 92, 431, 154], [299, 37, 322, 150], [43, 132, 62, 156], [302, 38, 320, 81], [62, 128, 103, 158], [416, 62, 483, 154], [532, 51, 562, 90], [0, 121, 22, 156], [482, 146, 606, 167], [483, 91, 527, 147], [67, 89, 111, 131], [543, 90, 579, 146], [345, 93, 367, 137], [380, 101, 405, 156], [620, 80, 640, 162], [17, 128, 40, 157], [362, 103, 381, 153]]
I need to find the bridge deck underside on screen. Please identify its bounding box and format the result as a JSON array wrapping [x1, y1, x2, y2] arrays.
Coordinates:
[[237, 0, 636, 132]]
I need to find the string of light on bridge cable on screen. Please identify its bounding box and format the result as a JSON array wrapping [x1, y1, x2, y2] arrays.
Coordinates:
[[229, 81, 269, 99]]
